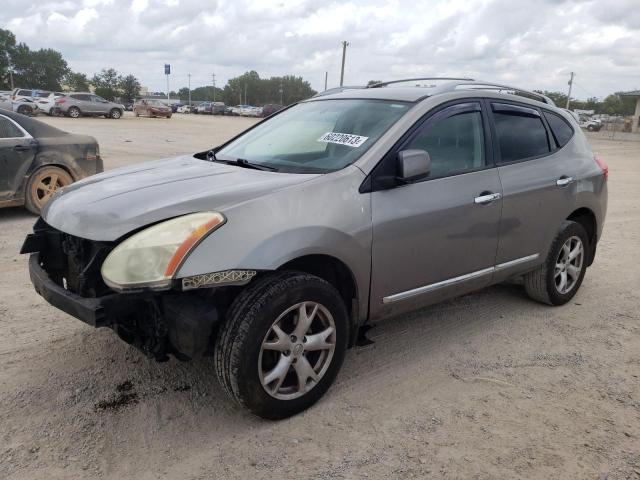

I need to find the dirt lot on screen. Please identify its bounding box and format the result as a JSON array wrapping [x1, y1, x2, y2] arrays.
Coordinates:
[[1, 114, 638, 479]]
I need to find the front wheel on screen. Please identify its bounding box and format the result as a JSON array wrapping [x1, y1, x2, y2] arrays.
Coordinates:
[[109, 108, 122, 119], [524, 221, 589, 305], [215, 272, 348, 419]]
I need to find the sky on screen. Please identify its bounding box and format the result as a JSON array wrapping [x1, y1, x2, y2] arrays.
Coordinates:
[[1, 0, 639, 98]]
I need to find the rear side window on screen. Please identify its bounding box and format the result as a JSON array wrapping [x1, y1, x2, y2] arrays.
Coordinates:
[[543, 111, 574, 148], [71, 94, 90, 101], [0, 116, 24, 138], [492, 103, 550, 163]]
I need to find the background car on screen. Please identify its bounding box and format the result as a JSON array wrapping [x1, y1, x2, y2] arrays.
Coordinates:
[[56, 93, 125, 119], [133, 99, 172, 118], [176, 105, 195, 114], [195, 102, 212, 114], [261, 104, 283, 117], [0, 109, 102, 214], [34, 92, 64, 116], [0, 94, 40, 116]]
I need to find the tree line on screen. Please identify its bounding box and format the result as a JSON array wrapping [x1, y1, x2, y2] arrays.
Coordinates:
[[535, 90, 637, 116], [173, 71, 317, 106], [0, 28, 142, 103]]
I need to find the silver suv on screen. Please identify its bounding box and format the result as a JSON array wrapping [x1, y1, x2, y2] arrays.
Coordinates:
[[56, 92, 124, 119], [22, 78, 608, 419]]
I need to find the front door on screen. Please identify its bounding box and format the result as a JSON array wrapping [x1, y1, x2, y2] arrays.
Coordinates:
[[369, 101, 502, 319]]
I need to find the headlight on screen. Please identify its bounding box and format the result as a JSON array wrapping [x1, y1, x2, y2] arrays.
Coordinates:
[[101, 212, 225, 291]]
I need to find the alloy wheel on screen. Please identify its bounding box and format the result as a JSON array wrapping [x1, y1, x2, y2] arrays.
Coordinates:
[[258, 301, 336, 400], [554, 235, 584, 294]]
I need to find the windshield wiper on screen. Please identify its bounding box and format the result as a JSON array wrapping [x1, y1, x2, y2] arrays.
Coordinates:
[[233, 158, 278, 171]]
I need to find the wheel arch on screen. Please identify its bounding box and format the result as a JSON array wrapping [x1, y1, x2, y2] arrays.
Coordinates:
[[277, 254, 360, 347], [567, 207, 597, 265]]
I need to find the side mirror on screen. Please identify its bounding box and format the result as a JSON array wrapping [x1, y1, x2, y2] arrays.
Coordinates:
[[397, 149, 431, 183]]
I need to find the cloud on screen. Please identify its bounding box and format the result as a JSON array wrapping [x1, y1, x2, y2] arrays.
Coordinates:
[[1, 0, 638, 97]]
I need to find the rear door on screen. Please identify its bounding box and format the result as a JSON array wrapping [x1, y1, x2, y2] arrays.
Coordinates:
[[0, 115, 36, 201], [369, 101, 503, 319], [488, 101, 577, 275], [70, 94, 92, 113]]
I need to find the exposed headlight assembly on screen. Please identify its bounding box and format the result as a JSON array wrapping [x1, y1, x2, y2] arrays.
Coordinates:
[[101, 212, 225, 292]]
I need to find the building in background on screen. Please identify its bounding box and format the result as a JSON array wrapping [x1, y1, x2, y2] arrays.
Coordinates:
[[620, 91, 640, 133]]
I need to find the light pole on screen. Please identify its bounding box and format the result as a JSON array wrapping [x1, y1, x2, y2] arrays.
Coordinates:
[[340, 41, 349, 87], [566, 72, 574, 109], [324, 71, 328, 91], [188, 73, 191, 106], [212, 73, 216, 102]]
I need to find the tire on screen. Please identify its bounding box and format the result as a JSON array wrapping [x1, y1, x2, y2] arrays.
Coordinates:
[[215, 271, 349, 419], [109, 108, 122, 119], [17, 105, 32, 116], [68, 107, 81, 118], [587, 125, 594, 132], [24, 166, 74, 215], [524, 221, 589, 306]]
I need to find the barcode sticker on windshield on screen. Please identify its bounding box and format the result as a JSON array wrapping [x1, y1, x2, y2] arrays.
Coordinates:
[[318, 132, 369, 148]]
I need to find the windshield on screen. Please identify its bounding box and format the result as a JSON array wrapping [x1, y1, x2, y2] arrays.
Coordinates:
[[149, 100, 167, 106], [216, 99, 411, 173]]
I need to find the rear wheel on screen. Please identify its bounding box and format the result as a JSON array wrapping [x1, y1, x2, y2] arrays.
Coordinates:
[[24, 166, 73, 214], [67, 107, 81, 118], [215, 272, 348, 419], [17, 105, 32, 116], [524, 221, 589, 305]]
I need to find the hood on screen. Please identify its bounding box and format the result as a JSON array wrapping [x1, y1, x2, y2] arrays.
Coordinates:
[[43, 155, 319, 241]]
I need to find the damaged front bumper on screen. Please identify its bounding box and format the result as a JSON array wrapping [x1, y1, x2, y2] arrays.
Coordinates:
[[23, 222, 223, 361]]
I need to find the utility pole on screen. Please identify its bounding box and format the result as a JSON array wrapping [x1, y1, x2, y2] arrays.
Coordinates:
[[280, 79, 283, 105], [566, 72, 574, 109], [340, 41, 349, 87], [212, 73, 216, 102], [324, 71, 328, 91], [187, 73, 191, 106], [244, 83, 247, 105]]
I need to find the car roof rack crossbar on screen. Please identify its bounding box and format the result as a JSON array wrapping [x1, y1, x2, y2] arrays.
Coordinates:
[[367, 77, 475, 88], [433, 80, 556, 106]]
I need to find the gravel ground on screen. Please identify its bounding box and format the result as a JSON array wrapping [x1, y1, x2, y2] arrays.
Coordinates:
[[0, 114, 638, 479]]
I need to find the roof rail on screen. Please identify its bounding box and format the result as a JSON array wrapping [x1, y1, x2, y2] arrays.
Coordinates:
[[367, 77, 475, 88], [433, 80, 556, 106], [366, 77, 555, 106]]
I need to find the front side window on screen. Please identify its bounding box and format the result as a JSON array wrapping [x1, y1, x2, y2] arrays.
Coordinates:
[[403, 108, 486, 178], [216, 99, 411, 173], [492, 104, 550, 163], [0, 116, 24, 138]]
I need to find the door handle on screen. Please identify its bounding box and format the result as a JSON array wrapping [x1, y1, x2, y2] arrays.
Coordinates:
[[13, 145, 30, 152], [556, 176, 574, 187], [474, 192, 502, 205]]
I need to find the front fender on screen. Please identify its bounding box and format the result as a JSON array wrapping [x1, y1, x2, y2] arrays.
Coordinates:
[[177, 166, 372, 322]]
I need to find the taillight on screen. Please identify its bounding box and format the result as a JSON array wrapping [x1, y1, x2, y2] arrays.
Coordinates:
[[595, 156, 608, 181]]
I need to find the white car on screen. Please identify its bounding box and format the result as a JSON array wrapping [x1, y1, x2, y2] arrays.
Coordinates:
[[0, 94, 40, 115], [34, 92, 64, 116], [177, 105, 192, 114]]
